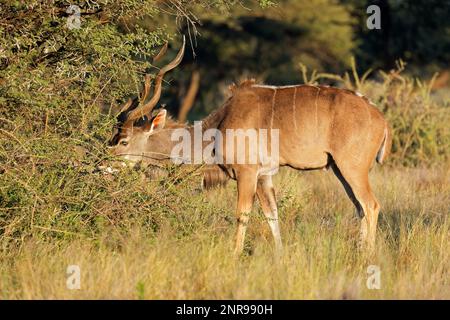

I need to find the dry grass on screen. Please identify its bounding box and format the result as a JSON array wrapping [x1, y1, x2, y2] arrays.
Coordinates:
[[0, 165, 448, 299]]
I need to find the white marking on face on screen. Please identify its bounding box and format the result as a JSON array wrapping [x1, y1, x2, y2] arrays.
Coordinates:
[[356, 91, 364, 97]]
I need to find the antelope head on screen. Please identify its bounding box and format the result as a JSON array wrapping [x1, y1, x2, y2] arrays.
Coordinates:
[[107, 37, 186, 168]]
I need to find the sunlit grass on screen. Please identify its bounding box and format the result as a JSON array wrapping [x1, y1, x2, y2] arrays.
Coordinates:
[[0, 166, 448, 299]]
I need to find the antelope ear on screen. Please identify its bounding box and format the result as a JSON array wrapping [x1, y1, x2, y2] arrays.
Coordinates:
[[148, 109, 167, 133]]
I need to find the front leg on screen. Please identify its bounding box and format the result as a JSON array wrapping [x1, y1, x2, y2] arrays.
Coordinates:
[[234, 169, 258, 255], [256, 175, 282, 253]]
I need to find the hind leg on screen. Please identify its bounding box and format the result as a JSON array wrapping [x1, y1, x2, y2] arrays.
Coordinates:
[[331, 161, 380, 251]]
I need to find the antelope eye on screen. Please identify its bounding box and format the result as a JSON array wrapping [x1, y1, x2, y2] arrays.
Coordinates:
[[120, 140, 128, 146]]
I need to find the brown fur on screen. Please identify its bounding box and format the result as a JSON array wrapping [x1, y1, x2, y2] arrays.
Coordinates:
[[202, 165, 230, 189], [109, 74, 391, 255]]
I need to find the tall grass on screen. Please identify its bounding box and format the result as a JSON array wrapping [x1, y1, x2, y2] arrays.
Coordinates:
[[0, 166, 448, 299]]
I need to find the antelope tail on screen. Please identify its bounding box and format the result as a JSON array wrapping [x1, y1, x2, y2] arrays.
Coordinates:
[[376, 123, 392, 164]]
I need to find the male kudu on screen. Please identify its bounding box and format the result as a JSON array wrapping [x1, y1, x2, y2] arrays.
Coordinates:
[[108, 38, 392, 254]]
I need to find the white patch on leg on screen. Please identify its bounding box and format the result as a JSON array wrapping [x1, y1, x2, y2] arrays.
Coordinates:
[[267, 217, 282, 251]]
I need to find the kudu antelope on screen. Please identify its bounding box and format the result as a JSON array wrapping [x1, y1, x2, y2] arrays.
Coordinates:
[[108, 37, 392, 254]]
